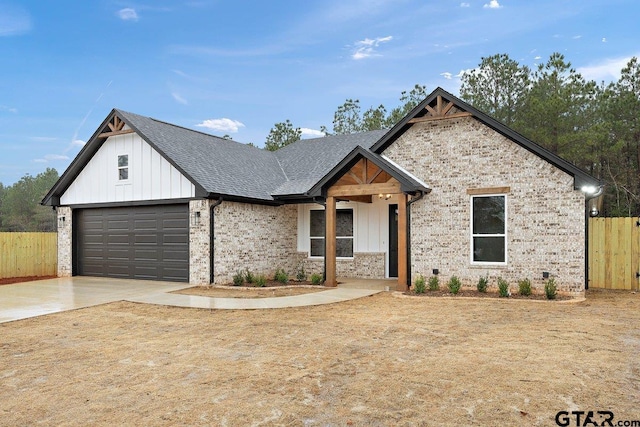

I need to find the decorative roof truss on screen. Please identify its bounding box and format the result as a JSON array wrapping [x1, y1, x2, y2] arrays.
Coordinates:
[[329, 158, 399, 203], [98, 115, 135, 138], [408, 95, 472, 124]]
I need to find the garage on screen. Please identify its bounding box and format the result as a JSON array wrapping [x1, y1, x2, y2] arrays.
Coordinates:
[[75, 204, 189, 282]]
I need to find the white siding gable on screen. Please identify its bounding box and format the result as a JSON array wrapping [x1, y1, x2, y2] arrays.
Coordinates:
[[60, 128, 195, 205]]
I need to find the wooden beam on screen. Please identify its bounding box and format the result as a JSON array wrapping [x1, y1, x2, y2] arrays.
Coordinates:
[[436, 95, 443, 114], [327, 181, 401, 197], [397, 193, 408, 292], [441, 100, 455, 116], [98, 129, 135, 138], [325, 196, 337, 287], [407, 112, 472, 124], [347, 171, 364, 184], [366, 167, 384, 184], [424, 104, 438, 117], [466, 186, 511, 195], [337, 195, 372, 203]]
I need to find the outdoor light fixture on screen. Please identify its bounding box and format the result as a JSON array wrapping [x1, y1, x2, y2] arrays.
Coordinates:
[[432, 269, 439, 275], [190, 211, 201, 226], [378, 193, 392, 200], [543, 271, 550, 279], [590, 205, 599, 217], [58, 216, 65, 228]]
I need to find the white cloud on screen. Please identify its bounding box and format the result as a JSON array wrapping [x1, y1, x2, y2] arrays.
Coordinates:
[[602, 37, 607, 43], [572, 35, 582, 40], [118, 8, 139, 21], [30, 136, 58, 142], [300, 128, 325, 138], [534, 55, 542, 60], [0, 105, 17, 113], [352, 36, 393, 60], [440, 72, 453, 80], [460, 2, 470, 7], [33, 159, 47, 163], [33, 154, 69, 163], [0, 5, 31, 36], [196, 118, 245, 133], [577, 55, 636, 82], [172, 92, 188, 105], [72, 139, 86, 147], [483, 0, 502, 9]]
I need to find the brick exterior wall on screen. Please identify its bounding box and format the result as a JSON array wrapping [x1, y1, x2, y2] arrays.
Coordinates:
[[212, 201, 299, 285], [189, 199, 212, 285], [384, 117, 586, 295], [57, 206, 72, 277], [303, 252, 386, 279]]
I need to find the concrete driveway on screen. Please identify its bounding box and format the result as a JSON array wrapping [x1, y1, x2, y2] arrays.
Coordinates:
[[0, 277, 190, 323], [0, 277, 384, 323]]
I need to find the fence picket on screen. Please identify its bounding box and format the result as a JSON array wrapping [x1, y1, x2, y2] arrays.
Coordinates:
[[589, 217, 640, 290], [0, 232, 57, 279]]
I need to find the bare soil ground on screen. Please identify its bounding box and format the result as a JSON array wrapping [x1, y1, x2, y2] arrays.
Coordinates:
[[1, 289, 639, 426], [175, 285, 329, 298]]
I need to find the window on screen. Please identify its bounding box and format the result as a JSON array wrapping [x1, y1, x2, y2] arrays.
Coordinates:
[[471, 195, 506, 263], [309, 209, 354, 258], [118, 154, 129, 180]]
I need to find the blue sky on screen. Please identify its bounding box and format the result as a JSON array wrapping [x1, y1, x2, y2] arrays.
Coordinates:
[[1, 0, 638, 185]]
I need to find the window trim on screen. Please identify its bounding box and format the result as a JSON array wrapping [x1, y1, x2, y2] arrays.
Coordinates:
[[469, 193, 507, 265], [309, 207, 354, 260], [117, 154, 129, 182]]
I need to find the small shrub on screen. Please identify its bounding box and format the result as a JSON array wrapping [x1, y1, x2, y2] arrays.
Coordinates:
[[477, 276, 488, 293], [497, 277, 510, 297], [447, 276, 461, 295], [296, 264, 307, 282], [255, 274, 267, 287], [428, 275, 440, 291], [310, 273, 323, 286], [414, 275, 426, 294], [245, 269, 254, 284], [274, 268, 288, 284], [518, 278, 532, 296], [232, 270, 245, 286], [545, 278, 557, 300]]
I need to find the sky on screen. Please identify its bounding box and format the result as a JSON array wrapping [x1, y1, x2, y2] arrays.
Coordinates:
[[1, 0, 639, 185]]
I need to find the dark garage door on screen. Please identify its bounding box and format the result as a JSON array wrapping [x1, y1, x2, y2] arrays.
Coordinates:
[[76, 204, 189, 282]]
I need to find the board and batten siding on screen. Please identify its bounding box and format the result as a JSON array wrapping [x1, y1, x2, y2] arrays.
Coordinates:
[[60, 128, 195, 205]]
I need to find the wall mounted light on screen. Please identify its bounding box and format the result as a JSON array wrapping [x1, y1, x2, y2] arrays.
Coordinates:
[[378, 193, 392, 200], [190, 211, 201, 226], [58, 216, 65, 228], [542, 271, 550, 279], [432, 269, 439, 275], [590, 205, 599, 217]]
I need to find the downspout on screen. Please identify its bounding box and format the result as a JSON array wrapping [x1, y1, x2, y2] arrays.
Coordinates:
[[209, 197, 223, 284], [583, 185, 604, 291], [406, 190, 426, 289]]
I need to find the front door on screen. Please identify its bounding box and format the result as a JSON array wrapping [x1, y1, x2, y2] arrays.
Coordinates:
[[389, 204, 398, 277]]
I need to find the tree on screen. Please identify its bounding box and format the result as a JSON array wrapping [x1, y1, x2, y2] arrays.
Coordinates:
[[264, 120, 302, 151], [0, 168, 59, 231], [460, 54, 530, 126], [386, 84, 428, 126], [332, 99, 363, 134]]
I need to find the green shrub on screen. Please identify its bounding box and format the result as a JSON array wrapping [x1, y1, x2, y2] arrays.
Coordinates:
[[245, 269, 254, 284], [232, 270, 245, 286], [296, 264, 307, 282], [414, 275, 426, 294], [255, 274, 267, 287], [274, 268, 288, 284], [477, 276, 488, 293], [428, 275, 440, 291], [518, 278, 532, 296], [447, 276, 462, 295], [497, 277, 510, 297], [545, 278, 557, 300], [310, 273, 323, 286]]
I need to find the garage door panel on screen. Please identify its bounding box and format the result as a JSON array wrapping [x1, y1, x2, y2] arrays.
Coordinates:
[[76, 204, 189, 282]]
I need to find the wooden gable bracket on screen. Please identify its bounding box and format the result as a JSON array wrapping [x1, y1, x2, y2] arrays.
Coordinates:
[[98, 115, 135, 138], [408, 95, 473, 124]]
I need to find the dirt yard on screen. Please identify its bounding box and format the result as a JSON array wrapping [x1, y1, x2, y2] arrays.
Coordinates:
[[1, 289, 638, 426]]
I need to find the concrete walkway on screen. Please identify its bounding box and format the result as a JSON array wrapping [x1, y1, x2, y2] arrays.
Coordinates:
[[0, 277, 388, 323]]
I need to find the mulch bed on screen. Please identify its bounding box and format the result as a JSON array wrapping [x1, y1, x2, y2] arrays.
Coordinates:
[[0, 275, 57, 285], [404, 288, 572, 300], [225, 279, 325, 288]]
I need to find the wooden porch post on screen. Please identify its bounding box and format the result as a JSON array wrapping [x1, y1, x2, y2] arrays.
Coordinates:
[[397, 193, 408, 291], [325, 196, 337, 287]]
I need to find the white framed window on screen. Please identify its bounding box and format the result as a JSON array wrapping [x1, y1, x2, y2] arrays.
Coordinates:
[[470, 194, 506, 264], [117, 154, 129, 181], [309, 208, 354, 258]]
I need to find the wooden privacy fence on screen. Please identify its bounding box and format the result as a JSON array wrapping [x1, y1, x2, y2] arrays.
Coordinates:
[[0, 232, 57, 279], [589, 217, 640, 290]]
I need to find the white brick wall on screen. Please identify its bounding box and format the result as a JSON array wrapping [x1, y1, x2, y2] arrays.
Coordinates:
[[384, 117, 586, 295], [57, 206, 72, 277]]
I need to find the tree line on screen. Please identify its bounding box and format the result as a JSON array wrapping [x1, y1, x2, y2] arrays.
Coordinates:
[[0, 168, 58, 232], [265, 52, 640, 216]]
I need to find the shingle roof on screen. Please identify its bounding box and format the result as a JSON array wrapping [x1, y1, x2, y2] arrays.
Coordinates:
[[117, 110, 286, 202]]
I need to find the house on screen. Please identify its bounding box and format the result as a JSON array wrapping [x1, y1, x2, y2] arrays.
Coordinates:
[[42, 87, 602, 295]]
